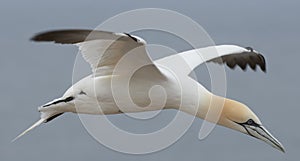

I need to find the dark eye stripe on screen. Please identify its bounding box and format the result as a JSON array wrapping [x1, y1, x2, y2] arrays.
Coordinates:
[[234, 119, 260, 128], [247, 119, 253, 124], [245, 119, 260, 127]]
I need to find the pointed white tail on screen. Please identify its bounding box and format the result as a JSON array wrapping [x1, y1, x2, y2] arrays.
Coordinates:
[[12, 118, 46, 142]]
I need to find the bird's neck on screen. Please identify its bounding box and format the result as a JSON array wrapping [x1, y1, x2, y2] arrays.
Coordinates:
[[196, 94, 228, 124], [193, 94, 252, 128], [178, 92, 237, 125]]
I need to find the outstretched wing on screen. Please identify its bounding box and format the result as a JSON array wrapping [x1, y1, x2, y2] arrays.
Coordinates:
[[31, 29, 159, 75], [155, 45, 266, 75], [208, 46, 265, 72]]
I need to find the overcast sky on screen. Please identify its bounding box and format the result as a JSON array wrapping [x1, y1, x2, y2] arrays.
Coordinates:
[[1, 0, 299, 160]]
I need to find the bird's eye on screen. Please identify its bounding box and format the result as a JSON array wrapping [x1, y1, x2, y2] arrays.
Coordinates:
[[247, 119, 254, 125]]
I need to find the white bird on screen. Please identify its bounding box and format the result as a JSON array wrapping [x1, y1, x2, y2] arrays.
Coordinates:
[[14, 29, 285, 152]]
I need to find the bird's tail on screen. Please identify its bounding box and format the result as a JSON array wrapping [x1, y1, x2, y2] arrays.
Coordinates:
[[12, 118, 46, 142], [12, 111, 63, 142]]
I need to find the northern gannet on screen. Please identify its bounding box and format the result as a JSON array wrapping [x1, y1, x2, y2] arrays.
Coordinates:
[[14, 29, 285, 152]]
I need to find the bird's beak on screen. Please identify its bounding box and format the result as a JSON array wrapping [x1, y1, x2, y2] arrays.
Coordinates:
[[244, 124, 285, 153]]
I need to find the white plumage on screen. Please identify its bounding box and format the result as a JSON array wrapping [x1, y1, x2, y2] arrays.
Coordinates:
[[13, 29, 284, 153]]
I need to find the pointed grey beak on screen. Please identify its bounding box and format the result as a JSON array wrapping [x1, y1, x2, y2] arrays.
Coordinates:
[[245, 125, 285, 153]]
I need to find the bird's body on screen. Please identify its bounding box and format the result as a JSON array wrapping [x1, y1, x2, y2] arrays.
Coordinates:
[[40, 63, 210, 116], [14, 29, 285, 153]]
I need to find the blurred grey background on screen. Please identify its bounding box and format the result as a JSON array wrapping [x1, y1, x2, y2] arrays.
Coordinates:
[[0, 0, 299, 160]]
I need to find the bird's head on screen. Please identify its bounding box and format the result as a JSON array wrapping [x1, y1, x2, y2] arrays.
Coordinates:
[[218, 98, 285, 152]]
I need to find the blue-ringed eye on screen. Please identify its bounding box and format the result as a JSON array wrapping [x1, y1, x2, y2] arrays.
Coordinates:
[[248, 119, 253, 124]]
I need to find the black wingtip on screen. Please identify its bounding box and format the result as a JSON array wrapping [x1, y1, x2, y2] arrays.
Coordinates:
[[30, 30, 61, 43], [29, 29, 95, 44], [257, 54, 266, 73], [261, 64, 267, 73], [30, 32, 48, 42], [30, 32, 42, 41]]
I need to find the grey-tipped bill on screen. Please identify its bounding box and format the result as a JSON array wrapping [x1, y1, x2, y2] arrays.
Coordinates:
[[244, 125, 285, 153]]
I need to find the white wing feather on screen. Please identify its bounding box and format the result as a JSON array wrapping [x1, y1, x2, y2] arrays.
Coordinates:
[[156, 45, 266, 75], [31, 29, 160, 76]]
